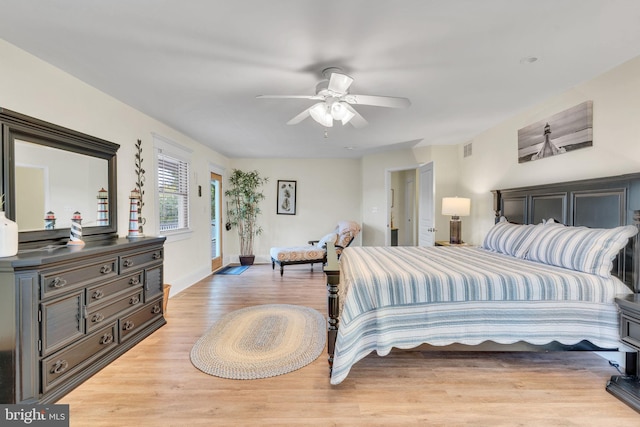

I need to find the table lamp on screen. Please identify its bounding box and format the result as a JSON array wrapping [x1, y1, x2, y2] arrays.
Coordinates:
[[442, 197, 470, 244]]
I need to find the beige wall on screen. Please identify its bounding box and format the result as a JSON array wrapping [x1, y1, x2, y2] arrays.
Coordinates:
[[361, 149, 419, 246], [227, 158, 362, 263], [459, 55, 640, 245]]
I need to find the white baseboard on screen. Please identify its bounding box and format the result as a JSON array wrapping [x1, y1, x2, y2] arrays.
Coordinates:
[[166, 266, 212, 297]]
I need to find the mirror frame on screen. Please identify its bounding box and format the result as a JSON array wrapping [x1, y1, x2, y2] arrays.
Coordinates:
[[1, 108, 119, 247]]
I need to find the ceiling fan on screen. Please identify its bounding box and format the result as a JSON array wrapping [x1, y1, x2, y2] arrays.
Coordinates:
[[257, 67, 411, 128]]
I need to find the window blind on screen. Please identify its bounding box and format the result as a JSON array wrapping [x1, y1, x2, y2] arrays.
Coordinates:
[[157, 151, 189, 232]]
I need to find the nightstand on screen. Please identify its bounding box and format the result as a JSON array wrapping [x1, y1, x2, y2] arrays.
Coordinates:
[[606, 294, 640, 412], [435, 241, 469, 247]]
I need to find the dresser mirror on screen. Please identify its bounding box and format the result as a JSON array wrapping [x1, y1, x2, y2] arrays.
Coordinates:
[[1, 108, 119, 247]]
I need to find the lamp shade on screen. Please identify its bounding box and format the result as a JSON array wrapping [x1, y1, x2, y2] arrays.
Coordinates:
[[442, 197, 470, 217], [309, 102, 333, 127]]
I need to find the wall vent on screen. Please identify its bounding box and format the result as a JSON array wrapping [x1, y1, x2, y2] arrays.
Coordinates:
[[463, 143, 473, 158]]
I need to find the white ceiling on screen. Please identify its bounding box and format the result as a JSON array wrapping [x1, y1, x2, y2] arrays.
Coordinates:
[[1, 1, 640, 159]]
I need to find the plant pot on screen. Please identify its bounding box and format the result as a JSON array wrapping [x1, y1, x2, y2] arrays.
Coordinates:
[[239, 255, 255, 266]]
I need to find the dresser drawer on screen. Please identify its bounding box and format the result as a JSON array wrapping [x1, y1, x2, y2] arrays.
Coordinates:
[[41, 322, 117, 393], [86, 270, 143, 307], [120, 248, 163, 271], [87, 289, 144, 333], [40, 257, 118, 299], [40, 290, 86, 357], [120, 298, 163, 342], [620, 313, 640, 351], [145, 266, 164, 300]]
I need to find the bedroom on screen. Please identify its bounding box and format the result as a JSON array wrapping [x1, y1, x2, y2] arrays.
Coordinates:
[[1, 0, 640, 424]]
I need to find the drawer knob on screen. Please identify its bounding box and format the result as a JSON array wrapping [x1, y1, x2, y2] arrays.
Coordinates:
[[151, 304, 161, 314], [152, 251, 162, 260], [129, 277, 140, 285], [130, 296, 140, 305], [50, 277, 68, 288], [100, 264, 113, 274], [100, 333, 114, 345], [123, 320, 135, 331], [92, 290, 104, 300], [122, 259, 134, 268], [51, 359, 69, 374], [92, 313, 104, 323]]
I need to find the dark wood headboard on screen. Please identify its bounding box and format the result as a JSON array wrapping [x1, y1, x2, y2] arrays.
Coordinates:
[[492, 173, 640, 292]]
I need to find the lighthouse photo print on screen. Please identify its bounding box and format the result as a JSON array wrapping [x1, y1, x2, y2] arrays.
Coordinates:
[[517, 101, 593, 163]]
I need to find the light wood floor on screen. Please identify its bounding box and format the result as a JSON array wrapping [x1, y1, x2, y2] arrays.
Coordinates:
[[61, 263, 639, 426]]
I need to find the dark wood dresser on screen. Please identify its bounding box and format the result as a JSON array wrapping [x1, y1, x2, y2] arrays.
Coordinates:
[[0, 236, 166, 404]]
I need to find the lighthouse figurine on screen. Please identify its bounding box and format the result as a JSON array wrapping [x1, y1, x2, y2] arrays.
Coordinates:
[[44, 211, 56, 230], [127, 188, 142, 238], [96, 188, 109, 226], [67, 211, 85, 246]]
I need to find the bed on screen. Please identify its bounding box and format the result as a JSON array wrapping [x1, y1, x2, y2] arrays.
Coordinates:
[[325, 173, 640, 385]]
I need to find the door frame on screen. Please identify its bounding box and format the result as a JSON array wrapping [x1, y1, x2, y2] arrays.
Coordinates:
[[385, 164, 423, 246], [210, 164, 225, 272]]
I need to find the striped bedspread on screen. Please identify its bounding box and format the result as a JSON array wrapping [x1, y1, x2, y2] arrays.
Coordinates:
[[330, 246, 632, 385]]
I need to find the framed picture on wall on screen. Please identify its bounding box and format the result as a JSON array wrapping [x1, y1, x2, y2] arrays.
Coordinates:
[[277, 180, 296, 215], [517, 101, 593, 163]]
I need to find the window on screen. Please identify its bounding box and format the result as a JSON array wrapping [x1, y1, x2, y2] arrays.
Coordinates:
[[154, 134, 191, 233]]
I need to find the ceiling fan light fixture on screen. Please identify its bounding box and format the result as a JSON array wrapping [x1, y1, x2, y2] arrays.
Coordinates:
[[330, 101, 348, 120], [340, 107, 355, 125], [309, 102, 333, 127]]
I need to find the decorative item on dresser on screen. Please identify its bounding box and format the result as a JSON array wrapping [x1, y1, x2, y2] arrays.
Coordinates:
[[134, 138, 146, 234]]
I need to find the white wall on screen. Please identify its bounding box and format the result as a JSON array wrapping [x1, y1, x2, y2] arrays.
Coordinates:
[[361, 149, 420, 246], [227, 158, 362, 263], [459, 55, 640, 245], [0, 39, 229, 295]]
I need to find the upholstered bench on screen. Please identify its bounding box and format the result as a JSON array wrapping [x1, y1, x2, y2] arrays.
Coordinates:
[[270, 221, 361, 276]]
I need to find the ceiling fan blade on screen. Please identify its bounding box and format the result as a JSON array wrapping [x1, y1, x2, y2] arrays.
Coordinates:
[[344, 94, 411, 108], [344, 104, 368, 128], [286, 107, 312, 125], [327, 72, 354, 94], [257, 95, 322, 100]]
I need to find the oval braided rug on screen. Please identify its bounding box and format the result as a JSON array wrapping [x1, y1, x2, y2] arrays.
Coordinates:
[[190, 304, 326, 380]]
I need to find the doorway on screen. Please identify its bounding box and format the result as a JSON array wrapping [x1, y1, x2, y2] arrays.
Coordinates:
[[386, 162, 435, 246], [210, 172, 223, 271]]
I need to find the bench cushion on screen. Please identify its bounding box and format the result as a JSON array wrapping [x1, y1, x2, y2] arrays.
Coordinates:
[[270, 245, 325, 262]]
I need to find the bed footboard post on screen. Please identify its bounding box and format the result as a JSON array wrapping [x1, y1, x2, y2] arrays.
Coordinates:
[[324, 242, 340, 376]]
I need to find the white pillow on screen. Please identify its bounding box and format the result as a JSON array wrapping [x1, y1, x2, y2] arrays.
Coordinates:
[[317, 233, 338, 248], [482, 218, 545, 258], [526, 224, 638, 277]]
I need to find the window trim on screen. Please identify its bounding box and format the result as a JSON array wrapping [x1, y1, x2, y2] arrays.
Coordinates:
[[153, 133, 193, 238]]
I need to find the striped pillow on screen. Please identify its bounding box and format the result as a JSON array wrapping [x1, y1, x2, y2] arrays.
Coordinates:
[[526, 224, 638, 277], [482, 219, 544, 258]]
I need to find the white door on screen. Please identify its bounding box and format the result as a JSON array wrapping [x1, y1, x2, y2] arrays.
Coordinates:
[[418, 162, 435, 246], [210, 172, 223, 271], [404, 176, 415, 246]]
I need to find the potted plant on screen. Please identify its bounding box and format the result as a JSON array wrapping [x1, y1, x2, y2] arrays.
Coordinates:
[[225, 169, 268, 265]]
